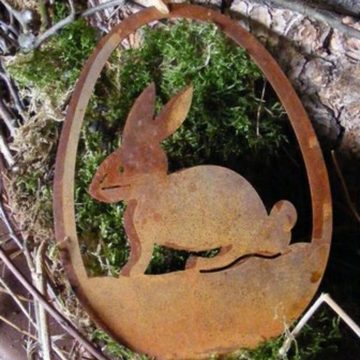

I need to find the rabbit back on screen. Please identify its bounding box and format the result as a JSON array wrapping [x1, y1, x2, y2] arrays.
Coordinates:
[[132, 165, 269, 253]]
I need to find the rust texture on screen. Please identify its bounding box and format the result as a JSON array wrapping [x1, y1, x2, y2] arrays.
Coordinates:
[[53, 4, 333, 359], [89, 83, 298, 276]]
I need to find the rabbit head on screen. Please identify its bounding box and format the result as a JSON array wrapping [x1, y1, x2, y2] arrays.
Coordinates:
[[89, 83, 193, 203]]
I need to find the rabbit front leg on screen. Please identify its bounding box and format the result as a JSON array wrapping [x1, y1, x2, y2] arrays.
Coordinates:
[[121, 200, 153, 276]]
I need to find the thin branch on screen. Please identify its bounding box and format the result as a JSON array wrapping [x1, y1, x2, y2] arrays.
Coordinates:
[[0, 314, 38, 340], [0, 286, 32, 302], [33, 240, 52, 360], [0, 127, 14, 167], [0, 275, 37, 327], [0, 26, 19, 54], [0, 98, 17, 136], [27, 0, 169, 51], [0, 60, 25, 114], [0, 192, 37, 274], [32, 0, 76, 50], [331, 150, 360, 224], [256, 80, 266, 137], [0, 0, 29, 31], [0, 200, 23, 250], [0, 246, 110, 360], [53, 345, 69, 360], [82, 0, 126, 18], [0, 20, 19, 37], [88, 0, 105, 22], [258, 0, 360, 41], [0, 282, 70, 360]]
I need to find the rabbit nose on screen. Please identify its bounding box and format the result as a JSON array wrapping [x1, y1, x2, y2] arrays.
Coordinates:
[[89, 183, 116, 203]]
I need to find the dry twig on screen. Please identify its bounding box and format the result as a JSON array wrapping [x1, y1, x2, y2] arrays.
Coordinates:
[[0, 314, 38, 341], [0, 246, 110, 360], [33, 240, 52, 360], [256, 80, 267, 137], [0, 275, 37, 328], [0, 127, 14, 167], [0, 60, 25, 115], [0, 285, 32, 302], [22, 0, 169, 51], [0, 98, 17, 136], [0, 0, 29, 31], [32, 0, 76, 51]]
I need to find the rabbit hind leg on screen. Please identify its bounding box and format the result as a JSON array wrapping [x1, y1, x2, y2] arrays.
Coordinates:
[[122, 242, 154, 276]]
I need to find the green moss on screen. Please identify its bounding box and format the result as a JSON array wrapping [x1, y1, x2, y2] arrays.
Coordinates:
[[239, 309, 340, 360], [8, 4, 97, 106], [91, 329, 148, 359]]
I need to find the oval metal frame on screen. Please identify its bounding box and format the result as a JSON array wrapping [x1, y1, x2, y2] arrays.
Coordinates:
[[53, 3, 332, 357]]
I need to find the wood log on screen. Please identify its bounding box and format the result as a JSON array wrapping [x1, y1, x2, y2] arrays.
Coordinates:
[[228, 0, 360, 157]]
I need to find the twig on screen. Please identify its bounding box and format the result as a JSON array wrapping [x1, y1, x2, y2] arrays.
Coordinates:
[[0, 314, 38, 341], [0, 200, 23, 251], [0, 20, 19, 37], [256, 80, 266, 137], [33, 240, 52, 360], [82, 0, 126, 18], [0, 195, 63, 360], [0, 0, 29, 31], [0, 280, 70, 360], [258, 0, 360, 41], [331, 150, 360, 224], [0, 127, 14, 167], [0, 98, 17, 136], [27, 0, 169, 51], [0, 275, 37, 327], [0, 246, 110, 360], [88, 0, 105, 22], [53, 345, 69, 360], [0, 60, 25, 114], [279, 293, 360, 357], [32, 0, 76, 50], [0, 286, 32, 302]]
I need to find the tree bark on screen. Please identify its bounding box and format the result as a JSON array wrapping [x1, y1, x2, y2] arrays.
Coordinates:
[[228, 0, 360, 157], [313, 0, 360, 17]]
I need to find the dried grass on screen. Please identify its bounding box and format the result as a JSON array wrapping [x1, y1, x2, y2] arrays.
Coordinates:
[[5, 91, 60, 242], [3, 87, 95, 347], [7, 0, 38, 11]]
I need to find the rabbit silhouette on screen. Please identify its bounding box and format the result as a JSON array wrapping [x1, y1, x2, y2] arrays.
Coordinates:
[[89, 83, 297, 276]]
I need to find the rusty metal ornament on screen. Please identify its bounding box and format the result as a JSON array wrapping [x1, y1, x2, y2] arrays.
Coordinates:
[[53, 4, 332, 359]]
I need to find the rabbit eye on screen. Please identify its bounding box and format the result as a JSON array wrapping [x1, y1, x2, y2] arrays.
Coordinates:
[[119, 165, 125, 173]]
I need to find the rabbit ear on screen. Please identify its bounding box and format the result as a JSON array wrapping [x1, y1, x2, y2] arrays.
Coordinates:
[[122, 83, 156, 141], [155, 85, 193, 141]]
